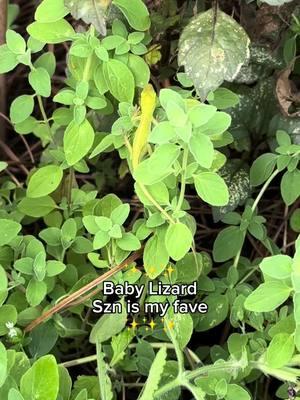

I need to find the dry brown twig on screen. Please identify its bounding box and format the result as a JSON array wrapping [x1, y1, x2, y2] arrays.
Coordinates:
[[24, 249, 143, 333]]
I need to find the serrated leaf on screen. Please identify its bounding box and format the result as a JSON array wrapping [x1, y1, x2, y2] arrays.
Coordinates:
[[65, 0, 111, 36], [96, 342, 113, 400], [178, 8, 250, 100], [140, 346, 167, 400]]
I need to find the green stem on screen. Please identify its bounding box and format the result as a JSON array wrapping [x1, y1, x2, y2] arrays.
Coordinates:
[[60, 342, 200, 369], [139, 183, 175, 224], [37, 95, 52, 138], [233, 168, 280, 268], [82, 26, 95, 82], [164, 315, 185, 375], [175, 146, 189, 213], [154, 360, 243, 398]]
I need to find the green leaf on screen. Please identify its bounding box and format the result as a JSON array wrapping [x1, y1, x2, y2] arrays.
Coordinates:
[[169, 310, 193, 349], [244, 281, 292, 312], [117, 233, 140, 251], [64, 119, 95, 166], [260, 255, 292, 280], [226, 384, 250, 400], [65, 0, 110, 35], [207, 88, 240, 110], [0, 305, 17, 335], [20, 355, 59, 400], [199, 111, 231, 136], [10, 95, 34, 124], [290, 209, 300, 233], [143, 230, 169, 279], [0, 219, 21, 246], [35, 0, 69, 23], [46, 261, 66, 277], [213, 226, 244, 262], [133, 144, 180, 185], [93, 230, 110, 250], [178, 8, 250, 100], [128, 54, 150, 88], [135, 182, 170, 206], [18, 196, 56, 217], [90, 299, 127, 344], [96, 342, 113, 400], [6, 30, 26, 55], [8, 389, 25, 400], [0, 265, 8, 295], [102, 59, 134, 103], [112, 0, 150, 31], [111, 204, 130, 225], [110, 330, 134, 367], [0, 162, 7, 172], [194, 172, 229, 206], [266, 333, 295, 368], [250, 153, 277, 187], [29, 67, 51, 97], [165, 223, 193, 261], [0, 341, 7, 387], [189, 134, 214, 168], [26, 279, 47, 306], [281, 170, 300, 206], [34, 52, 56, 76], [176, 252, 202, 283], [0, 45, 18, 73], [27, 165, 63, 198], [196, 294, 229, 331], [140, 347, 167, 400], [27, 19, 75, 44], [149, 121, 177, 145]]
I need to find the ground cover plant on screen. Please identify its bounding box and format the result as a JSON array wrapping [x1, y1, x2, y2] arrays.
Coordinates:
[[1, 0, 300, 399]]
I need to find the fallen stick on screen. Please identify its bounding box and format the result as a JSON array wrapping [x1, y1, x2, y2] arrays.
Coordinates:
[[24, 249, 143, 333]]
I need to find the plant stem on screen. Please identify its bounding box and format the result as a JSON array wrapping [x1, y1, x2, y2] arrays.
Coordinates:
[[175, 146, 189, 213], [139, 183, 175, 224], [154, 360, 243, 398], [37, 95, 52, 138], [60, 342, 200, 368], [233, 168, 280, 268], [250, 169, 280, 213]]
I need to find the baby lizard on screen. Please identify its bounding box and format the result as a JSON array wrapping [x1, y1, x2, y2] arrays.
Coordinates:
[[131, 84, 156, 170]]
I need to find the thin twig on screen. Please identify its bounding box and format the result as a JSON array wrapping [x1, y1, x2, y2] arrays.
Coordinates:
[[24, 249, 143, 333]]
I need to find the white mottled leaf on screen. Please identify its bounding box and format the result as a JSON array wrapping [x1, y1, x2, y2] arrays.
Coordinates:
[[178, 8, 250, 100], [65, 0, 111, 35]]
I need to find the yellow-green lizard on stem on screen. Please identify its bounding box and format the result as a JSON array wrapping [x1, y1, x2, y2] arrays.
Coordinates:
[[131, 83, 156, 170]]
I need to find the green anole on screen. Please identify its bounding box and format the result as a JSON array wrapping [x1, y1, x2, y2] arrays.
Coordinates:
[[132, 83, 156, 170]]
